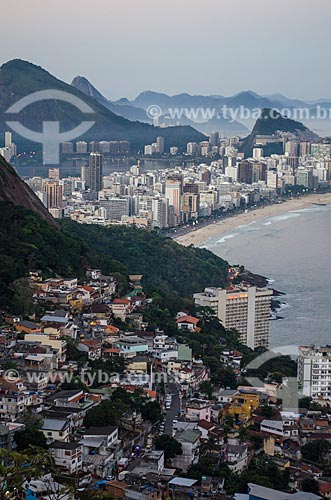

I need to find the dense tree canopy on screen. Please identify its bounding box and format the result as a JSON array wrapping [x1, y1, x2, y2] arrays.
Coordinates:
[[155, 435, 182, 460]]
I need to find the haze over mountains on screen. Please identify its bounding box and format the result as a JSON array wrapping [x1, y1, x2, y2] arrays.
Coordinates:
[[72, 76, 331, 137], [1, 58, 330, 158]]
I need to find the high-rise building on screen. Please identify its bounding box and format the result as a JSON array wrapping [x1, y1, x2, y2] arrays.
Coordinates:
[[76, 141, 88, 154], [237, 160, 253, 184], [299, 142, 310, 157], [183, 183, 199, 195], [296, 168, 313, 189], [266, 169, 278, 189], [209, 131, 220, 147], [48, 168, 60, 181], [298, 346, 331, 399], [152, 197, 169, 229], [165, 179, 181, 219], [61, 142, 74, 154], [181, 193, 198, 220], [285, 141, 299, 157], [99, 197, 130, 221], [253, 147, 263, 160], [157, 136, 165, 154], [193, 285, 273, 349], [81, 165, 86, 183], [5, 131, 12, 148], [187, 142, 199, 155], [86, 153, 103, 192], [224, 166, 238, 182], [99, 141, 110, 153], [199, 141, 210, 156], [43, 181, 63, 210], [253, 162, 267, 182]]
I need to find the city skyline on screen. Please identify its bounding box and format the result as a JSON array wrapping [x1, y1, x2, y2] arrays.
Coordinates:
[[2, 0, 331, 101]]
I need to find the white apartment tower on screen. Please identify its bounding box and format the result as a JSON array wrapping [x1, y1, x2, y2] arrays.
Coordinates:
[[5, 131, 12, 148], [298, 346, 331, 399], [193, 285, 273, 349]]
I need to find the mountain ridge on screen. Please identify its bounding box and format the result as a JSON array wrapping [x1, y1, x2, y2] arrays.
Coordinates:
[[0, 154, 56, 225], [239, 108, 318, 156], [0, 59, 206, 151]]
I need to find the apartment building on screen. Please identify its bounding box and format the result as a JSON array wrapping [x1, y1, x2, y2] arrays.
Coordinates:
[[193, 285, 272, 349], [0, 375, 33, 421], [298, 345, 331, 399], [49, 441, 83, 473]]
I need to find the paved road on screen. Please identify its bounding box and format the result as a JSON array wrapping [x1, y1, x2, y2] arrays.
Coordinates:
[[164, 382, 181, 436]]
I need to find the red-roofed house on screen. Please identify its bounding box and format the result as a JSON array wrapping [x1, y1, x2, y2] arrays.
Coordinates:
[[197, 419, 216, 440], [111, 299, 132, 321], [104, 348, 121, 359], [176, 315, 200, 332]]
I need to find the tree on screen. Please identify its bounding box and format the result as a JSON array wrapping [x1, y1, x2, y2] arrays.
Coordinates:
[[259, 404, 273, 418], [249, 435, 263, 450], [0, 448, 54, 500], [15, 414, 48, 451], [15, 428, 48, 451], [239, 426, 249, 442], [84, 400, 119, 427], [214, 367, 238, 389], [199, 381, 214, 400], [299, 396, 312, 409], [301, 478, 320, 495], [301, 440, 331, 465], [141, 401, 162, 424], [10, 277, 33, 315], [155, 435, 182, 460]]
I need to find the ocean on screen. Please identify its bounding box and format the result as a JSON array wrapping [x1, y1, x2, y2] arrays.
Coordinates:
[[203, 204, 331, 348]]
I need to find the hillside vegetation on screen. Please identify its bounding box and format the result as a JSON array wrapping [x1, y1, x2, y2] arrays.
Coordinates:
[[0, 202, 228, 311], [61, 220, 229, 297]]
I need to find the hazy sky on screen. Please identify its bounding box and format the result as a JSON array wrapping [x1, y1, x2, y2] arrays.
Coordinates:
[[2, 0, 331, 101]]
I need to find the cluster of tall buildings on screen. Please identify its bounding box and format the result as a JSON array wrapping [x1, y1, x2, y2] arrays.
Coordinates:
[[17, 125, 331, 226], [62, 140, 130, 155], [144, 136, 165, 155], [24, 132, 331, 225]]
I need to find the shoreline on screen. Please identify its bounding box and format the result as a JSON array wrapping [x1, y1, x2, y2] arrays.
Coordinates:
[[174, 192, 331, 248]]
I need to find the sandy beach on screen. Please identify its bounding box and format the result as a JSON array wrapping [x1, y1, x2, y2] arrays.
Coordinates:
[[174, 192, 331, 247]]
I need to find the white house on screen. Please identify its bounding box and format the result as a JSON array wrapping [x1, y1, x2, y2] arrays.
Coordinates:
[[49, 441, 83, 473]]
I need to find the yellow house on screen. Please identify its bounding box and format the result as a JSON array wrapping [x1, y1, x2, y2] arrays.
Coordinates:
[[126, 356, 148, 374], [223, 391, 259, 428], [69, 298, 83, 311]]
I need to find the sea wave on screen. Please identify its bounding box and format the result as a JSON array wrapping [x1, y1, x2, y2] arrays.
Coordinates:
[[216, 233, 239, 244]]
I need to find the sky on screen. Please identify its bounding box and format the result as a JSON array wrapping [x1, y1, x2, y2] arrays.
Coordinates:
[[2, 0, 331, 101]]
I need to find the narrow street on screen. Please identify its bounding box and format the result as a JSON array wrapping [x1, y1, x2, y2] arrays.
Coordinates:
[[164, 382, 181, 435]]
